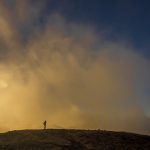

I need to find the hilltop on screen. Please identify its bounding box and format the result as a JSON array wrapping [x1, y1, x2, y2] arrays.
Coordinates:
[[0, 129, 150, 150]]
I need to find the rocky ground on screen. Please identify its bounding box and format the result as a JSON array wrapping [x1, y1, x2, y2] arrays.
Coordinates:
[[0, 129, 149, 150]]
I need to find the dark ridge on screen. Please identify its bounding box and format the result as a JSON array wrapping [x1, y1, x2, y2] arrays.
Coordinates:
[[0, 129, 150, 150]]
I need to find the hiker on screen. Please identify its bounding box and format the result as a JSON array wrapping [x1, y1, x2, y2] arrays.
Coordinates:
[[43, 120, 47, 129]]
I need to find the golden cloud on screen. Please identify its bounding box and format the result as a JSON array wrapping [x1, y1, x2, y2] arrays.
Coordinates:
[[0, 1, 150, 134]]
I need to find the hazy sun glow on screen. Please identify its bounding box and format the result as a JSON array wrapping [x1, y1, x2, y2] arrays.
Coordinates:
[[0, 80, 8, 89], [0, 0, 149, 134]]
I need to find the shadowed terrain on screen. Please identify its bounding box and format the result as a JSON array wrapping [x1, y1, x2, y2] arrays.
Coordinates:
[[0, 129, 149, 150]]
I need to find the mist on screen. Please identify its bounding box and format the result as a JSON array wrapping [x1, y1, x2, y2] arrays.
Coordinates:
[[0, 0, 150, 134]]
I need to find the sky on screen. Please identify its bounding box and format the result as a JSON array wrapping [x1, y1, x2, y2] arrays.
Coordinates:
[[0, 0, 150, 135]]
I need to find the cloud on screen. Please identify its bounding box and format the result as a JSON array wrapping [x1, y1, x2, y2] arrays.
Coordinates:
[[0, 1, 150, 134]]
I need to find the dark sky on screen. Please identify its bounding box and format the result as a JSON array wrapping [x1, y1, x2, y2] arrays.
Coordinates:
[[43, 0, 150, 57]]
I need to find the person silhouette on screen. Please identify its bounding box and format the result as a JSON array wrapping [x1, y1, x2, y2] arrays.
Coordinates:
[[43, 120, 47, 129]]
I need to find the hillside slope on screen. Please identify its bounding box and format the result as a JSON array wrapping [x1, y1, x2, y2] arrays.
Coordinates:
[[0, 129, 149, 150]]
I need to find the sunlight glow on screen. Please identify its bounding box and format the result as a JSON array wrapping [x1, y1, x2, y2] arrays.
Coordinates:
[[0, 80, 8, 89]]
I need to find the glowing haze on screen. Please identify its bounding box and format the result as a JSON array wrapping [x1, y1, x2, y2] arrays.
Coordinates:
[[0, 0, 150, 134]]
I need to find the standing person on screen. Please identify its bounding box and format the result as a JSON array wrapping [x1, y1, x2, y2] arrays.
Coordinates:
[[43, 120, 47, 129]]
